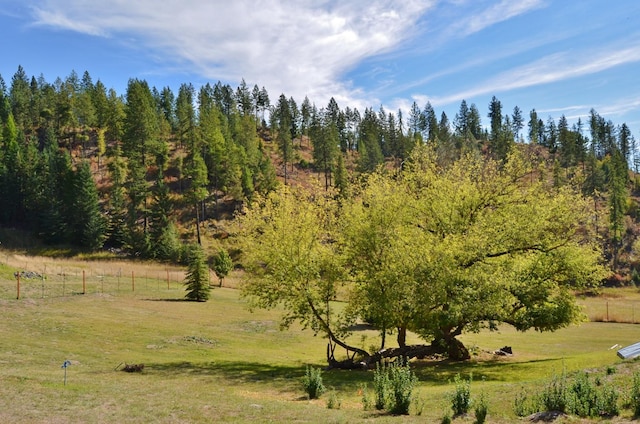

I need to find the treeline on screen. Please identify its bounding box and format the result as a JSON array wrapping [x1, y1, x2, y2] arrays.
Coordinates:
[[0, 66, 278, 258], [0, 66, 637, 272]]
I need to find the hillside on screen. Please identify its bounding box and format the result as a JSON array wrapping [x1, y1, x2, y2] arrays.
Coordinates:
[[0, 70, 638, 284]]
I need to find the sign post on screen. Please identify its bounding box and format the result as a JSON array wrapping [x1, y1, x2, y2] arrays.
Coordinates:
[[61, 360, 71, 385]]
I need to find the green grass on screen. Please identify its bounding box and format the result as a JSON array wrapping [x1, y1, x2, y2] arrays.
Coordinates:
[[2, 253, 640, 422]]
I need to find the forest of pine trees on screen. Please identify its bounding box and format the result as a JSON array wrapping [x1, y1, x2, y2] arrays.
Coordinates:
[[0, 65, 638, 278]]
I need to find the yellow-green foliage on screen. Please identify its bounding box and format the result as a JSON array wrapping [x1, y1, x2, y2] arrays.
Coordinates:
[[238, 146, 608, 359]]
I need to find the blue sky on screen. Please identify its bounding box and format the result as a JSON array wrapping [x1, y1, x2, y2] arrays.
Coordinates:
[[1, 0, 639, 135]]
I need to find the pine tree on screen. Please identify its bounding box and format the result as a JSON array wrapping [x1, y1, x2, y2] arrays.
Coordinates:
[[184, 244, 211, 301], [274, 94, 293, 184], [512, 105, 524, 140], [149, 177, 180, 261], [69, 162, 107, 250]]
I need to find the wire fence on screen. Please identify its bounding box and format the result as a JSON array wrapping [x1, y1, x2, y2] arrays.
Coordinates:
[[584, 300, 640, 324], [0, 265, 192, 300]]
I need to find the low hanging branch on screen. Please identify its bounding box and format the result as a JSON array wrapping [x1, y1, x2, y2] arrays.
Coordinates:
[[306, 295, 448, 369]]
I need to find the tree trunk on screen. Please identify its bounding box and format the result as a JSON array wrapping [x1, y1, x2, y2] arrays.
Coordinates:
[[433, 335, 470, 361], [397, 326, 407, 348], [195, 202, 201, 245]]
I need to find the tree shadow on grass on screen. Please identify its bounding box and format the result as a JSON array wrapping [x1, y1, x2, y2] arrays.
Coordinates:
[[142, 298, 191, 302], [411, 356, 563, 384], [142, 355, 562, 394], [144, 360, 373, 392]]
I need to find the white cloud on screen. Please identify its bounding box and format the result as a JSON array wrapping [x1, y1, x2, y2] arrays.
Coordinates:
[[461, 0, 546, 36], [425, 40, 640, 108], [28, 0, 435, 108]]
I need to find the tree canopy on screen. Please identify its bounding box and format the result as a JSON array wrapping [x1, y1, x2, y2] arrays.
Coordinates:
[[237, 146, 608, 366]]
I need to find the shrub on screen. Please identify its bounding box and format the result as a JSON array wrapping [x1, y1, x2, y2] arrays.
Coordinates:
[[522, 371, 619, 418], [450, 373, 472, 416], [539, 372, 568, 413], [301, 366, 326, 399], [360, 384, 374, 411], [211, 248, 233, 287], [596, 384, 619, 417], [568, 372, 597, 417], [474, 392, 488, 424], [441, 412, 452, 424], [373, 362, 391, 410], [326, 389, 341, 409], [388, 360, 418, 415], [630, 372, 640, 417], [372, 360, 418, 415], [513, 388, 534, 417]]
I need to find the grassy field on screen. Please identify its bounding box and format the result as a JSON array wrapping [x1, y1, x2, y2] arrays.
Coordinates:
[[2, 252, 640, 423]]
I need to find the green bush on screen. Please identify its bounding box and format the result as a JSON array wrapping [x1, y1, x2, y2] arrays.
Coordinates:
[[388, 360, 418, 415], [450, 373, 472, 416], [326, 389, 341, 409], [539, 372, 568, 413], [440, 412, 452, 424], [373, 362, 391, 410], [372, 360, 418, 415], [520, 371, 619, 418], [630, 372, 640, 417], [596, 384, 619, 417], [474, 392, 488, 424], [301, 366, 326, 399], [360, 384, 374, 411], [513, 388, 534, 417], [568, 372, 597, 417]]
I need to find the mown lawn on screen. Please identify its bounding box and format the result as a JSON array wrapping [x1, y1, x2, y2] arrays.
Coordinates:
[[2, 253, 640, 423]]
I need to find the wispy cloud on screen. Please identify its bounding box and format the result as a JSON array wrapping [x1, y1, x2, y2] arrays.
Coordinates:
[[27, 0, 434, 107], [460, 0, 546, 36], [425, 39, 640, 107]]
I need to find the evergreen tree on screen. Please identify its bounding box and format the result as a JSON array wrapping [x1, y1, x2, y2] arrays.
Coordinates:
[[512, 105, 524, 140], [453, 100, 470, 137], [149, 177, 180, 261], [9, 65, 31, 131], [235, 79, 253, 117], [607, 151, 627, 247], [123, 79, 159, 165], [184, 244, 211, 301], [176, 83, 197, 150], [423, 102, 438, 143], [487, 96, 502, 142], [300, 96, 312, 140], [333, 152, 349, 197], [357, 108, 384, 172], [106, 143, 128, 247], [310, 108, 339, 189], [408, 100, 425, 141], [274, 94, 293, 184], [467, 103, 483, 141], [528, 109, 539, 144], [185, 150, 209, 245], [69, 162, 107, 250]]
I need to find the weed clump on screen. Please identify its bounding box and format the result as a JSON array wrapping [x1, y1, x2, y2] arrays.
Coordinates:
[[301, 366, 326, 399], [450, 373, 472, 416], [372, 359, 418, 415]]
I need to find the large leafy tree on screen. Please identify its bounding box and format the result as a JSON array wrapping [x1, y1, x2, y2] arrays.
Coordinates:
[[238, 145, 607, 367], [236, 185, 361, 365]]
